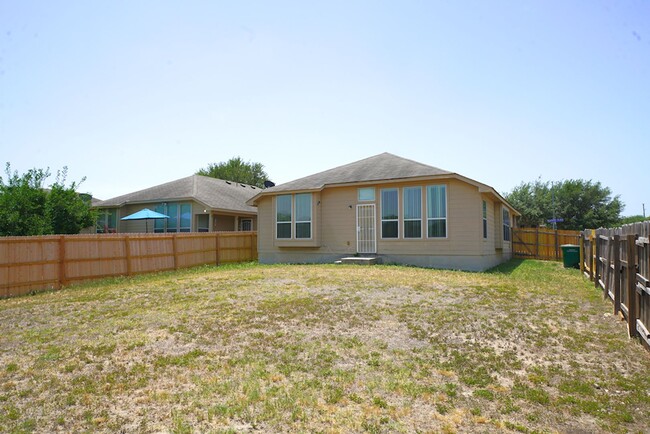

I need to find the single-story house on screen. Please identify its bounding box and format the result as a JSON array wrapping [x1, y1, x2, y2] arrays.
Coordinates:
[[247, 153, 519, 271], [94, 175, 259, 233]]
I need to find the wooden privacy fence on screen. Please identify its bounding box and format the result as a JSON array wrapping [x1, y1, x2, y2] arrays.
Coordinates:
[[581, 222, 650, 350], [512, 228, 581, 261], [0, 231, 258, 298]]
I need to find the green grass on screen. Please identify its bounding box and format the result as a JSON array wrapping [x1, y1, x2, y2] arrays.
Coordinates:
[[0, 260, 649, 433]]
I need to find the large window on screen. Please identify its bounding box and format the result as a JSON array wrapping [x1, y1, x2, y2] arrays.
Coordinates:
[[96, 209, 117, 233], [153, 203, 192, 233], [427, 185, 447, 238], [295, 193, 312, 239], [403, 187, 422, 238], [381, 188, 399, 238], [482, 200, 488, 239], [276, 194, 312, 239], [276, 195, 292, 239], [503, 208, 511, 242]]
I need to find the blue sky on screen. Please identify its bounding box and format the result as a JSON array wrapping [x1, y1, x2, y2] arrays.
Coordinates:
[[1, 1, 648, 216]]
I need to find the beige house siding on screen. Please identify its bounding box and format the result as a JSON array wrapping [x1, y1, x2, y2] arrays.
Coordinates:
[[257, 178, 513, 270]]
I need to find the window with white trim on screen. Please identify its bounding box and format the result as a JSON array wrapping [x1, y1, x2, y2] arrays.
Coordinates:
[[295, 193, 312, 239], [503, 208, 511, 242], [381, 188, 399, 238], [426, 185, 447, 238], [276, 194, 312, 239], [276, 195, 292, 239], [358, 187, 375, 202], [482, 200, 488, 239], [403, 186, 422, 238]]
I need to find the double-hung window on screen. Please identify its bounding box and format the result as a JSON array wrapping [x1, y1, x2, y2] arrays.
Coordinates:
[[276, 195, 292, 239], [276, 194, 312, 239], [482, 200, 488, 239], [503, 208, 511, 242], [381, 188, 399, 238], [295, 193, 312, 239], [426, 185, 447, 238], [403, 187, 422, 238]]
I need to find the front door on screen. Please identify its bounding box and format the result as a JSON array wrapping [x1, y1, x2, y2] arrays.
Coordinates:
[[356, 204, 376, 254]]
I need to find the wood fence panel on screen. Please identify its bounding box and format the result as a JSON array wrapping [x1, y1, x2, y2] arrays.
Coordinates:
[[0, 232, 258, 298], [513, 228, 580, 261], [583, 222, 650, 351]]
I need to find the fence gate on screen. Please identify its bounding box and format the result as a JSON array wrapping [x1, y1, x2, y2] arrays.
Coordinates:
[[356, 204, 376, 254]]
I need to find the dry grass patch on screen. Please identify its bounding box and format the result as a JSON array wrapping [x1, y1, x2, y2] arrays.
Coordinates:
[[1, 261, 649, 433]]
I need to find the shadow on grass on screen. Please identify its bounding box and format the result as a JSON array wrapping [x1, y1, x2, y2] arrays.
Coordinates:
[[485, 258, 526, 275]]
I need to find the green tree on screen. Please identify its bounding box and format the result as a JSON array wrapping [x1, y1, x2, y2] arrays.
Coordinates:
[[46, 168, 96, 234], [0, 163, 50, 236], [620, 215, 650, 225], [197, 157, 270, 188], [0, 163, 95, 236], [506, 178, 623, 230]]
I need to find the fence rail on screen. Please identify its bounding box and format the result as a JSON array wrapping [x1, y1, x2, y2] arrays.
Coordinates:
[[581, 222, 650, 351], [0, 231, 257, 298], [512, 228, 581, 261]]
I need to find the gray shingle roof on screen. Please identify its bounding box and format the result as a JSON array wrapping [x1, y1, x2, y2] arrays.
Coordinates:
[[263, 152, 453, 193], [95, 175, 259, 213]]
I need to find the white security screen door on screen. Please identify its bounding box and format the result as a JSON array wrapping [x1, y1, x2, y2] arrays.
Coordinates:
[[356, 204, 376, 254]]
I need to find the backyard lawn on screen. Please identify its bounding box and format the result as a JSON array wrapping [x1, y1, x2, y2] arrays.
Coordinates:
[[1, 260, 649, 433]]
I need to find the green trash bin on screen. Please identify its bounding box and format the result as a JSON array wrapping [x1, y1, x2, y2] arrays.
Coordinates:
[[561, 244, 580, 268]]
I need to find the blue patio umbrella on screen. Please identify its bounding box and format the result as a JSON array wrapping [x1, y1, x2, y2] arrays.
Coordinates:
[[120, 208, 169, 233]]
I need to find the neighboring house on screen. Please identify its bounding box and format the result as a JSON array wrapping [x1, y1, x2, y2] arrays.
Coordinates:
[[247, 153, 519, 271], [94, 175, 259, 233]]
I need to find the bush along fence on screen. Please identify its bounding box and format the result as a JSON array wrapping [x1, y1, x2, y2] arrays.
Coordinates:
[[512, 228, 581, 261], [581, 222, 650, 350], [0, 231, 257, 298]]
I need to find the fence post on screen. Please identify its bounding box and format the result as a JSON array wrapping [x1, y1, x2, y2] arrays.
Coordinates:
[[172, 234, 178, 270], [215, 232, 220, 265], [626, 234, 638, 338], [613, 234, 621, 315], [593, 234, 600, 288], [579, 233, 585, 274], [124, 235, 132, 276], [58, 235, 67, 289]]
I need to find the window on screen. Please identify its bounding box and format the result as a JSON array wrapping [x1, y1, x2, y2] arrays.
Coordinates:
[[403, 187, 422, 238], [482, 200, 488, 239], [240, 219, 252, 231], [503, 208, 511, 242], [276, 194, 312, 239], [276, 195, 292, 239], [197, 214, 209, 232], [427, 185, 447, 238], [153, 203, 192, 233], [358, 187, 375, 202], [295, 193, 312, 239], [180, 204, 191, 232], [96, 209, 117, 233], [381, 188, 399, 238]]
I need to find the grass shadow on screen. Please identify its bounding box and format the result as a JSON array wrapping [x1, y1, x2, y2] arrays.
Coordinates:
[[485, 258, 526, 275]]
